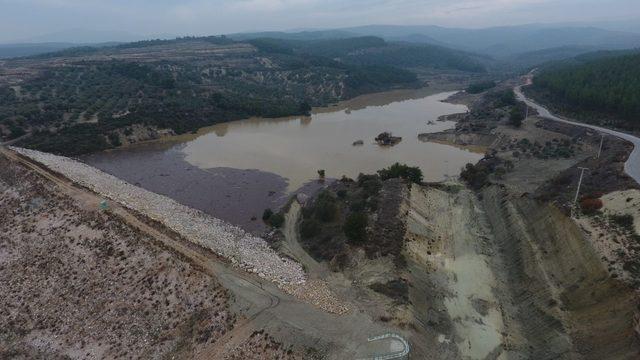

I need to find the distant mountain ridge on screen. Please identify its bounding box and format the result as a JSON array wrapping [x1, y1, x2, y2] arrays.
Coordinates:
[[231, 24, 640, 59], [6, 23, 640, 60], [338, 24, 640, 57]]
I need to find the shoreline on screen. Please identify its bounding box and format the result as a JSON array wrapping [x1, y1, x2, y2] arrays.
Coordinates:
[[97, 82, 470, 154]]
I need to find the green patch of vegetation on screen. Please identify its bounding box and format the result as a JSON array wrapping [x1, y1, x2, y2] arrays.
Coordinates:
[[300, 219, 322, 239], [466, 81, 496, 94], [533, 53, 640, 131], [488, 89, 517, 108], [509, 106, 525, 127], [357, 174, 383, 197], [460, 156, 512, 190], [610, 214, 634, 232], [249, 36, 486, 73], [313, 190, 339, 223], [262, 208, 284, 228], [377, 162, 423, 184], [268, 213, 285, 228], [369, 279, 409, 304], [343, 212, 368, 244], [298, 168, 407, 268], [262, 208, 274, 221], [502, 137, 577, 160]]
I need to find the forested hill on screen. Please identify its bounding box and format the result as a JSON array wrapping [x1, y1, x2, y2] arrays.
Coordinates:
[[531, 52, 640, 131], [0, 35, 485, 155], [246, 36, 487, 73]]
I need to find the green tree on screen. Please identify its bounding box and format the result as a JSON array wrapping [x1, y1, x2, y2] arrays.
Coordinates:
[[509, 107, 524, 127], [344, 212, 368, 244], [314, 190, 338, 222], [262, 208, 273, 221], [269, 213, 285, 228], [378, 163, 423, 184], [300, 219, 321, 238]]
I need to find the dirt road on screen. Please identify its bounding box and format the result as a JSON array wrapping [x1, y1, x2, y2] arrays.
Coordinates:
[[0, 145, 392, 359], [515, 75, 640, 185]]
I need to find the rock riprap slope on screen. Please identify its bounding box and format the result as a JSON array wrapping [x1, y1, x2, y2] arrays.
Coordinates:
[[10, 147, 306, 287]]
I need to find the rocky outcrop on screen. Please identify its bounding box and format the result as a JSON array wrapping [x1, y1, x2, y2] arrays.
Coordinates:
[[375, 132, 402, 146]]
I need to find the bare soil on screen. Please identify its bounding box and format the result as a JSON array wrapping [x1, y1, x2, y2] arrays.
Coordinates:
[[0, 153, 236, 359]]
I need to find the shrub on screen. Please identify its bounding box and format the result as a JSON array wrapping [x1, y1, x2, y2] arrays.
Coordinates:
[[580, 198, 603, 214], [357, 174, 382, 196], [315, 190, 338, 222], [344, 212, 368, 244], [369, 279, 409, 304], [300, 219, 321, 238], [378, 163, 423, 184], [509, 107, 524, 127], [491, 89, 516, 107], [349, 200, 366, 212], [336, 189, 347, 199], [610, 214, 634, 231], [269, 213, 285, 228], [262, 208, 273, 221], [460, 162, 490, 189], [466, 81, 496, 94]]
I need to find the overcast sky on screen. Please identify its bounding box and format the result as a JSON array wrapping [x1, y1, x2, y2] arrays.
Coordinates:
[[1, 0, 639, 42]]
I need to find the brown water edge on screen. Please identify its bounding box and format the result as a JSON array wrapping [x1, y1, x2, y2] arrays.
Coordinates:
[[83, 88, 483, 233], [82, 143, 326, 234], [181, 90, 482, 190]]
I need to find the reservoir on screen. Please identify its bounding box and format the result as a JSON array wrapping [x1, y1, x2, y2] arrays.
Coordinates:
[[83, 89, 483, 233]]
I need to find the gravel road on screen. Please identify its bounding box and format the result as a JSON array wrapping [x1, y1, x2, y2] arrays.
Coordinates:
[[515, 75, 640, 186]]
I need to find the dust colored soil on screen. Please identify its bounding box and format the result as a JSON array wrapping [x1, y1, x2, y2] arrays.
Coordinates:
[[0, 152, 237, 359]]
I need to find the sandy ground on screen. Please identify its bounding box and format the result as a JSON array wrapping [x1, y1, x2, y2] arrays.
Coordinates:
[[576, 189, 640, 283], [602, 189, 640, 234], [404, 184, 513, 359]]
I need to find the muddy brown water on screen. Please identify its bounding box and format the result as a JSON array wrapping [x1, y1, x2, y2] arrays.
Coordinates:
[[83, 89, 482, 233]]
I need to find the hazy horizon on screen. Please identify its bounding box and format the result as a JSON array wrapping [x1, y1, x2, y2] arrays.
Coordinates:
[[1, 0, 640, 43]]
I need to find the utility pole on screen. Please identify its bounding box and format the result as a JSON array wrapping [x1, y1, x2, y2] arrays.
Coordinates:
[[597, 134, 605, 159], [571, 168, 589, 217], [573, 168, 589, 206]]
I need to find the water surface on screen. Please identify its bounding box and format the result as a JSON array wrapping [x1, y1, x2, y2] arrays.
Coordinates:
[[183, 91, 477, 190], [84, 89, 482, 232]]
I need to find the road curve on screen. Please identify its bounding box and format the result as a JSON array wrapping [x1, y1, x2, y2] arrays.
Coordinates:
[[515, 76, 640, 186]]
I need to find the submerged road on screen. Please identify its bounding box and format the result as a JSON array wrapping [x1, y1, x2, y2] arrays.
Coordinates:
[[515, 75, 640, 186]]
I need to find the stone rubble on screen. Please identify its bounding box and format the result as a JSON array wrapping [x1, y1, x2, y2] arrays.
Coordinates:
[[10, 147, 307, 287], [282, 280, 350, 315]]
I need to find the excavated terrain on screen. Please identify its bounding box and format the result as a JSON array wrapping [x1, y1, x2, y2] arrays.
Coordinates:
[[0, 152, 308, 359], [400, 182, 640, 359], [481, 186, 639, 359]]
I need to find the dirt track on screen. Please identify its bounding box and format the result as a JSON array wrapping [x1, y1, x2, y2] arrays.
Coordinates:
[[0, 146, 403, 359], [516, 74, 640, 186]]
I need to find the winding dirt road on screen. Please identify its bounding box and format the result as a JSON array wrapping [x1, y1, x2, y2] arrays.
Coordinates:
[[515, 75, 640, 186], [0, 145, 394, 359]]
